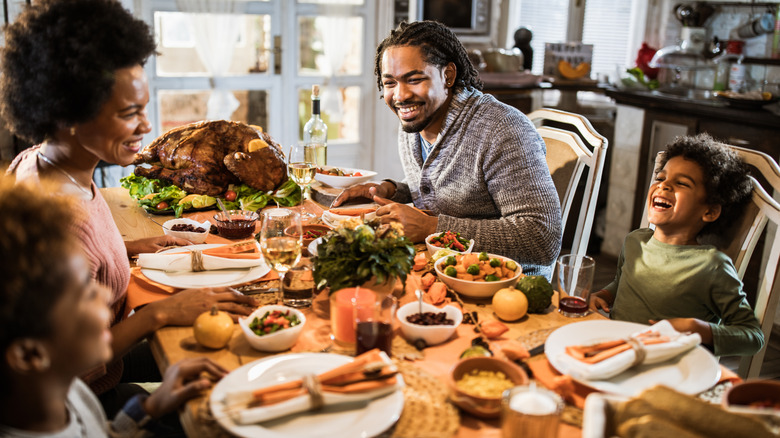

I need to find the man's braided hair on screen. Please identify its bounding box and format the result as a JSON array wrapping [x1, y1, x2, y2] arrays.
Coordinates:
[[374, 20, 483, 94]]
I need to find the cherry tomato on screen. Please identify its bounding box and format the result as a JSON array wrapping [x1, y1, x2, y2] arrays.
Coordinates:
[[155, 201, 169, 210], [224, 190, 237, 202]]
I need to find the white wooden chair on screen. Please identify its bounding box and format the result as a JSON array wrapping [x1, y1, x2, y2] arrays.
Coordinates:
[[641, 146, 780, 379], [528, 108, 608, 258]]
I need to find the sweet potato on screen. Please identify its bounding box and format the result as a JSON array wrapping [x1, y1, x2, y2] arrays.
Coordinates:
[[461, 253, 480, 267], [480, 320, 508, 339], [427, 282, 447, 304], [420, 273, 436, 290]]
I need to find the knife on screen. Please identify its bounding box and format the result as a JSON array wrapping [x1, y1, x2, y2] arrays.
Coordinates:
[[515, 344, 545, 378]]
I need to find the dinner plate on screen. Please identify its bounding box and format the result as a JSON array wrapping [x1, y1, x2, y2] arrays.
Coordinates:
[[314, 166, 377, 189], [209, 353, 405, 438], [140, 244, 271, 289], [545, 320, 720, 397]]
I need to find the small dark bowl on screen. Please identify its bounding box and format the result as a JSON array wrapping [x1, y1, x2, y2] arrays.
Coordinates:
[[213, 210, 259, 240], [285, 224, 331, 253], [723, 380, 780, 411]]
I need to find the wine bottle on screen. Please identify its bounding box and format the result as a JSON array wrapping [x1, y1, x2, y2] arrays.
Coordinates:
[[303, 85, 327, 166]]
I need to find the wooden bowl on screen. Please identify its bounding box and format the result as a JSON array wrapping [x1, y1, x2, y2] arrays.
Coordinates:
[[449, 357, 529, 418]]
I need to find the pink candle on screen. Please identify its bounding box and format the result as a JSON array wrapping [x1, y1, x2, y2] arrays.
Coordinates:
[[330, 287, 376, 345]]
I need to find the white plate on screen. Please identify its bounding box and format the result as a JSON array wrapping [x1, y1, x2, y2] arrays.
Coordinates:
[[140, 244, 271, 289], [314, 166, 377, 189], [209, 353, 404, 438], [545, 320, 720, 397]]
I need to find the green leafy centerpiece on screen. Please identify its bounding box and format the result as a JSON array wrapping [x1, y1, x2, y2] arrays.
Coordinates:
[[313, 218, 416, 294]]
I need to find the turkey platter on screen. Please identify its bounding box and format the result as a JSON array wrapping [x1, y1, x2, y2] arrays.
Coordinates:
[[132, 120, 288, 196]]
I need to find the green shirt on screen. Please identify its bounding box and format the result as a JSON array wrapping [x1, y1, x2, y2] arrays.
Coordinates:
[[605, 228, 764, 356]]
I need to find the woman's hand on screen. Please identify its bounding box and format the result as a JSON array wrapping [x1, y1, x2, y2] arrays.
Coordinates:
[[332, 181, 395, 207], [125, 235, 192, 257], [372, 195, 437, 243], [143, 357, 228, 419], [149, 287, 258, 327], [589, 289, 613, 313]]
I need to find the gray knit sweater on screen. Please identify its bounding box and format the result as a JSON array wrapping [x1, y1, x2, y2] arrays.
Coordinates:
[[389, 88, 562, 278]]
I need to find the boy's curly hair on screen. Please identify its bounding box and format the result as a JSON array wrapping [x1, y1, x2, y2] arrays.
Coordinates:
[[0, 176, 83, 367], [374, 20, 483, 94], [0, 0, 156, 144], [658, 133, 753, 235]]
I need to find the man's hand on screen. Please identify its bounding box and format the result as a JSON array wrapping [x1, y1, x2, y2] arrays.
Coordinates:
[[589, 289, 613, 313], [332, 181, 395, 207], [143, 357, 228, 419], [649, 318, 713, 346], [126, 236, 192, 257], [373, 195, 437, 243]]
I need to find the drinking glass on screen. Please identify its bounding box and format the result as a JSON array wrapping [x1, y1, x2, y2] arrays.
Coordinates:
[[555, 254, 595, 317], [258, 209, 302, 295], [355, 294, 397, 356], [501, 385, 563, 438], [287, 143, 318, 222]]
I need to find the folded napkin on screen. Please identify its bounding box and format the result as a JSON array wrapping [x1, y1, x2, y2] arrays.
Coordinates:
[[222, 349, 400, 424], [137, 240, 262, 272], [554, 320, 701, 381]]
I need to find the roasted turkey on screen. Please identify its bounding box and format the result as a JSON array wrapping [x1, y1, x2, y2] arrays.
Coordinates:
[[133, 120, 287, 196]]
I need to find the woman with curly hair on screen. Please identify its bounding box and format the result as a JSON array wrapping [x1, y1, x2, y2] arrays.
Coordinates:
[[335, 20, 562, 279], [590, 133, 763, 356], [1, 0, 256, 413]]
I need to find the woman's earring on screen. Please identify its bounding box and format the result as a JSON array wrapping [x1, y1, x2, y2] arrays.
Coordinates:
[[70, 127, 76, 136]]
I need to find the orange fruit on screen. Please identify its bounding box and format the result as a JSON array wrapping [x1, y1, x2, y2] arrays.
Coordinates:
[[492, 287, 528, 321]]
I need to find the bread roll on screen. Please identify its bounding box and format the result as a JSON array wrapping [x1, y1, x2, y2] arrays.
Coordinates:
[[617, 415, 705, 438]]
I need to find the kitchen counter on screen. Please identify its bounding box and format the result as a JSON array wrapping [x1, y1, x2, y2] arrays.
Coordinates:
[[606, 88, 780, 130]]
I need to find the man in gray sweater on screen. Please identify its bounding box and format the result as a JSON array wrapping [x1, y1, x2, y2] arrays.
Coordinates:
[[334, 21, 561, 278]]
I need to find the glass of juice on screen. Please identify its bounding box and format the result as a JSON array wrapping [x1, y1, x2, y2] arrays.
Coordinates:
[[555, 254, 595, 317], [355, 294, 397, 356]]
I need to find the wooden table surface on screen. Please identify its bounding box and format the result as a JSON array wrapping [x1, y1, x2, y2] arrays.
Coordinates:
[[102, 187, 604, 437]]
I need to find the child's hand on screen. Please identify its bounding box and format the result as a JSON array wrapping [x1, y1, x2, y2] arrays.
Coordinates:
[[589, 289, 613, 313], [649, 318, 713, 346], [143, 357, 228, 419]]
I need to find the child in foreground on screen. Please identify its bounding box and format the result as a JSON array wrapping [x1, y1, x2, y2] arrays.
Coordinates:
[[589, 134, 764, 356], [0, 178, 228, 437]]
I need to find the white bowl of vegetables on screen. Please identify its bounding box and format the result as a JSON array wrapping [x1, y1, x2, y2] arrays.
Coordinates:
[[238, 305, 306, 352], [434, 252, 522, 299], [425, 231, 474, 257]]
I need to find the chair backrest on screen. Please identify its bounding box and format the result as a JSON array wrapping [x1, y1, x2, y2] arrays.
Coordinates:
[[640, 146, 780, 379], [528, 108, 608, 258]]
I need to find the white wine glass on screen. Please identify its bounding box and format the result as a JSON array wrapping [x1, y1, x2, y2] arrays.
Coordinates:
[[287, 143, 318, 222], [258, 209, 302, 295]]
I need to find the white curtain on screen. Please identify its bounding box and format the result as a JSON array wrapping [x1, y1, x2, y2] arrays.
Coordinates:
[[177, 0, 243, 120], [319, 1, 356, 119]]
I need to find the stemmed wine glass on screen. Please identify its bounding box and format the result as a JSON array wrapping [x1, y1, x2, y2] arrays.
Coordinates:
[[258, 209, 302, 296], [287, 143, 318, 222]]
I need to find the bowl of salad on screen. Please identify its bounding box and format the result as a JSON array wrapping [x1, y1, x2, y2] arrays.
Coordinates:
[[314, 166, 377, 189], [238, 305, 306, 352], [425, 231, 474, 257]]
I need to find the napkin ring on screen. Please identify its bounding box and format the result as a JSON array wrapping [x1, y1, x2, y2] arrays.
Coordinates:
[[302, 374, 324, 411], [189, 250, 206, 272], [625, 336, 647, 367]]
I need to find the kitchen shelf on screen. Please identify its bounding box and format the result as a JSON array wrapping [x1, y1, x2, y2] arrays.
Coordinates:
[[744, 57, 780, 66]]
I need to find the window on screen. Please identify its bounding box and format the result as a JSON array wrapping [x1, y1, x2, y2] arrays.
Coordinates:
[[510, 0, 646, 79]]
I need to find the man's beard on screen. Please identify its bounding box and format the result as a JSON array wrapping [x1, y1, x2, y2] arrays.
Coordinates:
[[399, 113, 435, 133]]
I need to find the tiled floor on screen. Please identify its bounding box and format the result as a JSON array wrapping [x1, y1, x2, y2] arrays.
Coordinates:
[[590, 253, 780, 380]]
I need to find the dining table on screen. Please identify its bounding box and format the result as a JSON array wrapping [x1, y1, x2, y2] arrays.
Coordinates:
[[101, 186, 733, 438]]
